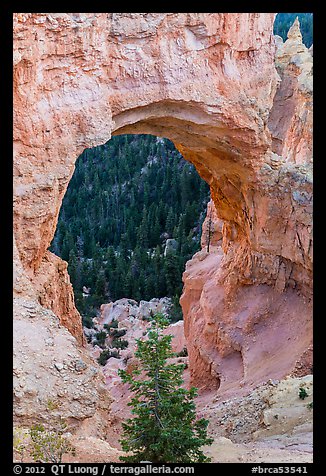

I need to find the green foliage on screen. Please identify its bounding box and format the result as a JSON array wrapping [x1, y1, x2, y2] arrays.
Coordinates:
[[86, 334, 93, 344], [118, 313, 213, 463], [307, 401, 313, 410], [112, 338, 129, 350], [97, 348, 120, 366], [82, 315, 94, 329], [164, 253, 181, 297], [97, 349, 111, 366], [109, 328, 127, 338], [13, 428, 29, 462], [94, 330, 107, 348], [175, 347, 188, 357], [299, 387, 309, 400], [110, 349, 121, 359], [108, 319, 119, 329], [50, 134, 210, 322], [46, 399, 60, 411], [29, 419, 75, 463], [103, 319, 123, 337], [274, 13, 313, 47], [169, 295, 183, 323]]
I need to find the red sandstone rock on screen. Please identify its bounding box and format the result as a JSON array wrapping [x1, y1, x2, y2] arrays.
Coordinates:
[[13, 13, 278, 288], [268, 18, 313, 165], [31, 251, 85, 346], [180, 247, 312, 393], [200, 199, 223, 250], [163, 320, 186, 354]]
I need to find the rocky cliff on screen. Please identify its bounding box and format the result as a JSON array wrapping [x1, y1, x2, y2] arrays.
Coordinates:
[[13, 13, 312, 428], [180, 18, 313, 393], [13, 298, 111, 434]]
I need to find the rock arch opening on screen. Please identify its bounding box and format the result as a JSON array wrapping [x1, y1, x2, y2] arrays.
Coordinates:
[[49, 133, 210, 329]]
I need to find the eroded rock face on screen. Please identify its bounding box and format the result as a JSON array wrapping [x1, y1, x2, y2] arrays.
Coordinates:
[[179, 18, 313, 393], [13, 14, 312, 398], [13, 12, 278, 281], [31, 251, 85, 346], [200, 375, 313, 462], [268, 18, 313, 165], [88, 297, 185, 388], [180, 247, 312, 392], [99, 297, 172, 327], [200, 199, 223, 249], [13, 298, 111, 435]]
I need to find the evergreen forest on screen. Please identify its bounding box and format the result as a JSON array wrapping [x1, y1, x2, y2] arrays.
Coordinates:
[[50, 135, 210, 324]]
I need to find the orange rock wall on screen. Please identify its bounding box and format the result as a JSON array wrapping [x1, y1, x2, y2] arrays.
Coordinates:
[[180, 19, 313, 390]]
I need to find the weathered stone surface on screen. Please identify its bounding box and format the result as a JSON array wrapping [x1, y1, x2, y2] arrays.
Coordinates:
[[99, 297, 172, 327], [13, 298, 111, 436], [180, 245, 312, 393], [14, 14, 312, 319], [200, 199, 223, 249], [99, 299, 139, 326], [137, 298, 172, 320], [179, 18, 313, 394], [164, 239, 178, 256], [199, 375, 313, 462], [268, 17, 313, 166], [14, 12, 277, 285], [90, 297, 184, 379], [163, 320, 186, 354], [31, 251, 85, 346]]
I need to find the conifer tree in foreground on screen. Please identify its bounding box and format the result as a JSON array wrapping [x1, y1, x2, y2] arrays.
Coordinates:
[[118, 314, 213, 463]]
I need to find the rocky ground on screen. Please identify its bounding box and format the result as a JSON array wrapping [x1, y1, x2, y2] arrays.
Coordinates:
[[84, 297, 188, 445], [13, 297, 112, 432], [13, 295, 313, 463], [81, 298, 313, 463], [199, 375, 313, 463]]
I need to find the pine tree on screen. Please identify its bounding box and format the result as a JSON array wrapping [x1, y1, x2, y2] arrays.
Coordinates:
[[67, 249, 79, 289], [61, 231, 75, 262], [165, 207, 175, 236], [151, 215, 161, 247], [95, 272, 107, 299], [164, 252, 181, 297], [138, 209, 149, 249], [118, 314, 213, 463]]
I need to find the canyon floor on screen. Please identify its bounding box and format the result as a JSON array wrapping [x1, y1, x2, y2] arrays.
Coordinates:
[[77, 300, 313, 464], [104, 373, 313, 463], [13, 296, 313, 464], [71, 368, 313, 463]]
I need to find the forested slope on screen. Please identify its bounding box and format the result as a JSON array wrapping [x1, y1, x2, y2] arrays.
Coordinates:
[[50, 135, 210, 323]]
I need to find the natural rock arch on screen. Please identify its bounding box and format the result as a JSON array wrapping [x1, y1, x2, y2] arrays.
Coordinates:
[[13, 13, 312, 393]]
